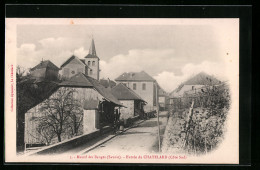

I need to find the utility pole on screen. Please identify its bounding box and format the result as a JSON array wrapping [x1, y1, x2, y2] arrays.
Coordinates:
[[156, 82, 161, 152]]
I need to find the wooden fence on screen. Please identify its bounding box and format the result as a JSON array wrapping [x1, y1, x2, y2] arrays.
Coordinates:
[[168, 82, 230, 155]]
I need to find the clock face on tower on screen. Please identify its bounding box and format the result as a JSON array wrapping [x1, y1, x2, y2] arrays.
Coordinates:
[[71, 70, 75, 74]]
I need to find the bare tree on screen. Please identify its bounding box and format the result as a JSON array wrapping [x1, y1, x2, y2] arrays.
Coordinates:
[[67, 98, 83, 137], [36, 122, 56, 145], [38, 87, 83, 142], [28, 116, 56, 146]]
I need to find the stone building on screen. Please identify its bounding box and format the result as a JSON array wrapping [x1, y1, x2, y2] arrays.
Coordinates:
[[115, 71, 159, 112], [60, 38, 100, 80], [111, 83, 146, 120], [24, 73, 123, 146], [60, 55, 89, 79], [84, 38, 100, 80], [158, 88, 169, 111], [30, 60, 59, 81]]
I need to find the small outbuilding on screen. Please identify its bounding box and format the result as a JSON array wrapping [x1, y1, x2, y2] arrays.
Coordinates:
[[111, 83, 146, 120]]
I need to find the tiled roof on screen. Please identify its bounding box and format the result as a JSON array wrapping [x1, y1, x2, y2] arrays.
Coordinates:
[[86, 75, 123, 106], [159, 88, 167, 96], [80, 59, 86, 64], [59, 73, 123, 106], [115, 71, 156, 81], [84, 99, 99, 110], [60, 55, 87, 68], [99, 79, 116, 88], [31, 60, 59, 71], [17, 78, 59, 115], [59, 73, 93, 87], [111, 83, 146, 102], [170, 85, 205, 98], [183, 72, 221, 85]]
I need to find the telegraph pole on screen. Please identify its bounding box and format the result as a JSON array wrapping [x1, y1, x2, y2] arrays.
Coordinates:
[[156, 82, 161, 152]]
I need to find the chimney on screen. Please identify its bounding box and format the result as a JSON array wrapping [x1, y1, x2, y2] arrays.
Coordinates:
[[107, 78, 111, 89]]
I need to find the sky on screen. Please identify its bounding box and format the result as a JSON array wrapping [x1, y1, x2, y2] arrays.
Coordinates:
[[15, 19, 239, 93]]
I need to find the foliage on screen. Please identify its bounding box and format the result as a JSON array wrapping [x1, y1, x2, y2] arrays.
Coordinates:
[[165, 83, 230, 155]]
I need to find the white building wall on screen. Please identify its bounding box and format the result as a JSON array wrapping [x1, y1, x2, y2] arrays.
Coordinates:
[[83, 110, 99, 133], [116, 81, 158, 112]]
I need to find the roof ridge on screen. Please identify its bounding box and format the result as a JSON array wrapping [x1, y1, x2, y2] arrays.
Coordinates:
[[112, 83, 145, 102], [60, 55, 87, 68], [115, 71, 155, 81], [31, 60, 59, 71]]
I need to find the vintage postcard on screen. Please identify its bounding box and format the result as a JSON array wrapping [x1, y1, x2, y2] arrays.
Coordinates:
[[5, 18, 239, 164]]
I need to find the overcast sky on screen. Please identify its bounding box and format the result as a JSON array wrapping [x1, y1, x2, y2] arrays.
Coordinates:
[[16, 20, 238, 92]]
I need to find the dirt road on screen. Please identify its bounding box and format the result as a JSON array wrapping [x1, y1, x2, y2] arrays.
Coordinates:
[[82, 111, 169, 155]]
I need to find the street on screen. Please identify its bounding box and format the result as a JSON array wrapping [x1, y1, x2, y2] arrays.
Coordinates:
[[76, 111, 169, 155]]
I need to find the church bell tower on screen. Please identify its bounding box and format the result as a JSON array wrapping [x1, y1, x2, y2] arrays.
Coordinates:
[[85, 37, 100, 80]]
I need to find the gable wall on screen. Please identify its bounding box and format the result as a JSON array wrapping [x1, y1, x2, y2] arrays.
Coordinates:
[[61, 58, 86, 78], [24, 87, 104, 145], [116, 81, 158, 112]]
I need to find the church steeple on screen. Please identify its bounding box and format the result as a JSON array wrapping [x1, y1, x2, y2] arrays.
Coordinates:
[[85, 36, 100, 80], [89, 37, 97, 56]]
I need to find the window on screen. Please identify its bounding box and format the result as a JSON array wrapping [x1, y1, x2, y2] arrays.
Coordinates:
[[133, 83, 136, 90], [90, 69, 93, 75], [142, 83, 146, 90], [92, 61, 95, 66], [88, 61, 91, 66]]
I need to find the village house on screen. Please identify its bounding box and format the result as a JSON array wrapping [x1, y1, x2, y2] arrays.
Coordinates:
[[24, 73, 124, 147], [158, 88, 169, 111], [111, 83, 147, 120], [17, 61, 60, 151], [169, 72, 222, 108], [30, 60, 59, 81], [60, 38, 100, 80], [115, 71, 159, 113]]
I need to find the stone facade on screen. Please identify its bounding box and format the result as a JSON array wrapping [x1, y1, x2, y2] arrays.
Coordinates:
[[30, 60, 59, 81], [31, 67, 59, 81], [85, 57, 99, 80], [116, 81, 158, 112], [119, 100, 135, 120], [61, 57, 88, 79]]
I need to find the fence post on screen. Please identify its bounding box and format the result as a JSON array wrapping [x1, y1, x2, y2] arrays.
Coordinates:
[[182, 100, 194, 148], [156, 85, 161, 153]]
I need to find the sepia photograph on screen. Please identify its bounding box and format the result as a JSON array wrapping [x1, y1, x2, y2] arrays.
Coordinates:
[[5, 18, 239, 164]]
